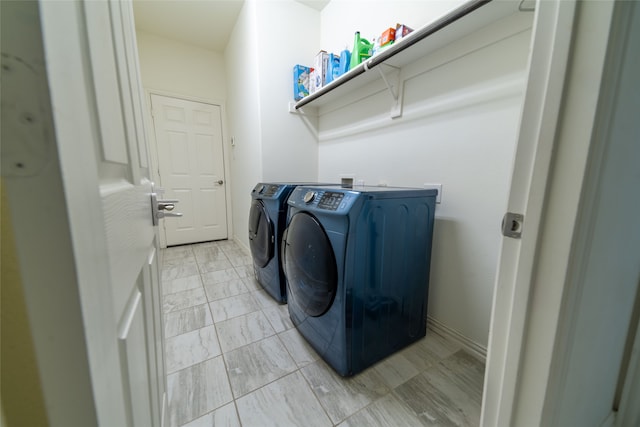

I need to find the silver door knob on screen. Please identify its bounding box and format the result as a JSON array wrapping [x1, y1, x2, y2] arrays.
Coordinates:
[[157, 199, 177, 211]]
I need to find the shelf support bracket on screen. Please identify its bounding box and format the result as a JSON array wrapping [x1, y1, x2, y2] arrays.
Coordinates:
[[287, 102, 318, 139], [288, 101, 304, 115], [372, 63, 403, 119]]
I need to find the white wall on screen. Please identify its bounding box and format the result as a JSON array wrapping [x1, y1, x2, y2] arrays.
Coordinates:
[[225, 0, 321, 249], [225, 1, 263, 249], [255, 0, 320, 182], [316, 6, 533, 347], [136, 31, 227, 101]]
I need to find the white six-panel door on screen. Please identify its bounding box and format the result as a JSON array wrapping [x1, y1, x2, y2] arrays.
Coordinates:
[[38, 0, 166, 425], [151, 94, 228, 246]]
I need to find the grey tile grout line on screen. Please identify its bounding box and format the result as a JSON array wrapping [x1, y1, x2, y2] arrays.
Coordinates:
[[205, 242, 259, 426], [160, 274, 204, 296], [172, 242, 310, 426], [174, 244, 278, 426], [167, 243, 325, 424], [169, 247, 234, 427], [210, 283, 241, 427], [293, 352, 339, 427]]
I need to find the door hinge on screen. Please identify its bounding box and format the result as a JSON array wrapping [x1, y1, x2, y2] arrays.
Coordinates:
[[502, 212, 524, 239]]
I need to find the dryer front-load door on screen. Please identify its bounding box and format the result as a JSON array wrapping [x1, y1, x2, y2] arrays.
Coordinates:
[[248, 199, 273, 268], [283, 212, 337, 317]]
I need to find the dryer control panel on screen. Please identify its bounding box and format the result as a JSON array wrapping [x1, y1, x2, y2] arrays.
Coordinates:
[[262, 185, 281, 197], [252, 183, 283, 198]]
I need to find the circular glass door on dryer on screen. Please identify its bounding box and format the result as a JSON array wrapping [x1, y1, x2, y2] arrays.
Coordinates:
[[283, 212, 337, 317], [248, 199, 273, 267]]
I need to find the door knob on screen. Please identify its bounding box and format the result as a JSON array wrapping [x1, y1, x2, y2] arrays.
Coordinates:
[[217, 180, 224, 185], [158, 201, 176, 211]]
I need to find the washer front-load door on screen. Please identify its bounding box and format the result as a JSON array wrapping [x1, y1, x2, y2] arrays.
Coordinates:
[[283, 212, 338, 317], [248, 199, 273, 268]]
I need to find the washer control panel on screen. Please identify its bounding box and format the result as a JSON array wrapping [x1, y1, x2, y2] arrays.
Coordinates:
[[318, 192, 344, 210], [303, 191, 316, 203], [288, 187, 358, 214]]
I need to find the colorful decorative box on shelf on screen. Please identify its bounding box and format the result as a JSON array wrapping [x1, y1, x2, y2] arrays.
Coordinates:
[[310, 51, 329, 94], [380, 27, 396, 47], [395, 23, 413, 41], [293, 65, 311, 101]]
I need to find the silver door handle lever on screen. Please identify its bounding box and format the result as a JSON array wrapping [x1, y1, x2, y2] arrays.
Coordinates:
[[151, 193, 183, 225], [158, 211, 182, 219]]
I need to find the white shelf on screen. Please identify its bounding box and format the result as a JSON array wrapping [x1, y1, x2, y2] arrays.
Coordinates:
[[293, 0, 524, 111]]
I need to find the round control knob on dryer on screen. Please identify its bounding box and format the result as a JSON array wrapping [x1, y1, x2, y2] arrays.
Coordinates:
[[303, 191, 316, 204], [257, 184, 265, 194]]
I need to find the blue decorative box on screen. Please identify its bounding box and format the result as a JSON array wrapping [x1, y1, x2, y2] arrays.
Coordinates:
[[293, 65, 311, 101]]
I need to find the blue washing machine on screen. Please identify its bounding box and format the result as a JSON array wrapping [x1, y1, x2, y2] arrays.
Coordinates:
[[248, 183, 336, 302], [282, 185, 437, 376]]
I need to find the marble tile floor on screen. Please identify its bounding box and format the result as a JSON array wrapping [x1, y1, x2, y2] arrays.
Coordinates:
[[161, 240, 485, 427]]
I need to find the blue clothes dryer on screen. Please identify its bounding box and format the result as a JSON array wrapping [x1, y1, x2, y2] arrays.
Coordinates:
[[282, 185, 437, 376], [248, 182, 336, 302]]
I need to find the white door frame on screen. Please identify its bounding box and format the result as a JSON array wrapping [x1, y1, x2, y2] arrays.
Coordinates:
[[536, 1, 640, 424], [616, 312, 640, 426], [481, 1, 578, 423], [482, 0, 638, 425], [143, 89, 233, 248]]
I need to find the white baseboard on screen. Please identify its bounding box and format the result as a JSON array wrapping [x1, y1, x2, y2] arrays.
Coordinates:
[[599, 412, 616, 427], [427, 315, 487, 362], [232, 236, 251, 255]]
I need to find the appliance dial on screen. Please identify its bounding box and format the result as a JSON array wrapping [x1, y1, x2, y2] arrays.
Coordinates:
[[258, 184, 265, 194], [303, 191, 316, 204]]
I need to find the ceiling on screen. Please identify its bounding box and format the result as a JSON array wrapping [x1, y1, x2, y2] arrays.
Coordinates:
[[132, 0, 245, 52], [296, 0, 330, 11], [132, 0, 329, 53]]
